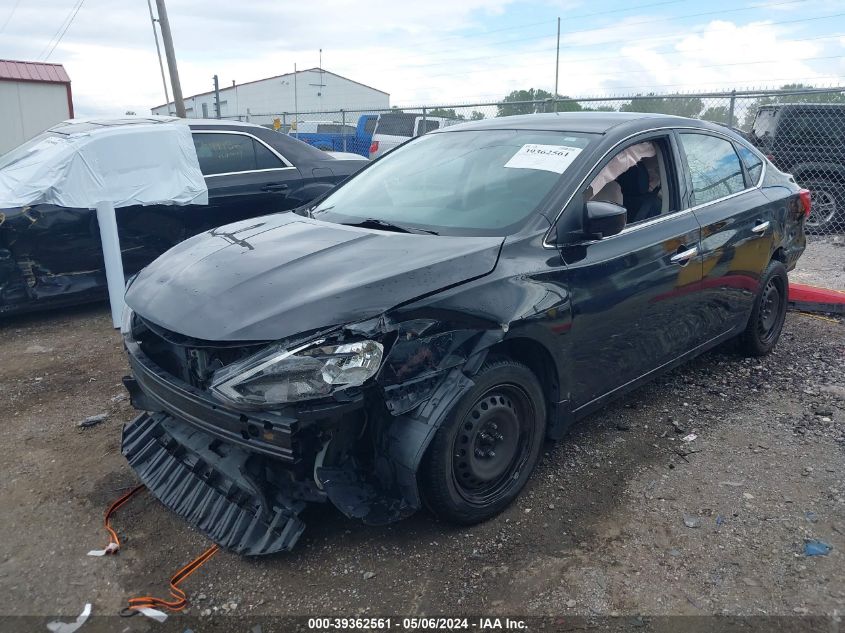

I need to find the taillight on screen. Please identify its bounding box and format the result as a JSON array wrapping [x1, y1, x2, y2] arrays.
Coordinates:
[[799, 188, 811, 217], [369, 141, 379, 154]]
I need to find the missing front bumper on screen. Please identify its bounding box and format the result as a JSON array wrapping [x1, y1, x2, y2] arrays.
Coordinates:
[[122, 412, 308, 555]]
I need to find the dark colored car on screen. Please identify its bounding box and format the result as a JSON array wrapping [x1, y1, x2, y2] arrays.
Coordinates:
[[120, 112, 807, 555], [0, 119, 365, 315], [748, 103, 845, 232]]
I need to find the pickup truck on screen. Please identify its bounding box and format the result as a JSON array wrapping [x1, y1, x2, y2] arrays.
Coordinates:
[[748, 103, 845, 233], [289, 114, 377, 157]]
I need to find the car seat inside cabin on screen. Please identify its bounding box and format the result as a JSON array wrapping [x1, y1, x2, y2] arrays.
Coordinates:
[[586, 141, 670, 225]]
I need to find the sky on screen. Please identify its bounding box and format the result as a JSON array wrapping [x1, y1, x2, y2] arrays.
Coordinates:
[[0, 0, 844, 117]]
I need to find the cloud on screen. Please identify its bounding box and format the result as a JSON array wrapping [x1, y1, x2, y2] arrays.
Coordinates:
[[0, 0, 841, 117]]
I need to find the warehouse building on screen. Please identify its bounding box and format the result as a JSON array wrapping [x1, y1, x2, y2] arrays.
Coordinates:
[[0, 59, 73, 154], [151, 67, 389, 125]]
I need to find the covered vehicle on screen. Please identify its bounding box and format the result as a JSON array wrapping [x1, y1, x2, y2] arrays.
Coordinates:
[[121, 112, 807, 554], [0, 117, 365, 315]]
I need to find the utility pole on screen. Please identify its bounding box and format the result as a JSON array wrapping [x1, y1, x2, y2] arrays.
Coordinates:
[[293, 63, 298, 137], [213, 74, 221, 118], [155, 0, 186, 117], [554, 16, 560, 105], [146, 0, 171, 114]]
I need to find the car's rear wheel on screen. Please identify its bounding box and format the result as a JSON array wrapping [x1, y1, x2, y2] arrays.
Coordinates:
[[738, 259, 788, 357], [803, 178, 843, 234], [420, 359, 546, 525]]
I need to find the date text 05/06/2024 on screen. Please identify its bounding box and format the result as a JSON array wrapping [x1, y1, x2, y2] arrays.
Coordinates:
[[306, 617, 529, 630]]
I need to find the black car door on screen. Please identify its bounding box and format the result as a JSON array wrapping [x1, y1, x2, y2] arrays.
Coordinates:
[[676, 131, 775, 339], [191, 131, 305, 228], [556, 132, 706, 414], [115, 130, 304, 274]]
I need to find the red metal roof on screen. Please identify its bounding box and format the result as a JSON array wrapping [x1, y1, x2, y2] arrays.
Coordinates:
[[0, 59, 70, 84]]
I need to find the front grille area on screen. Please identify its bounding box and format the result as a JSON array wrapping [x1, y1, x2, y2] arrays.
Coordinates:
[[131, 314, 266, 388]]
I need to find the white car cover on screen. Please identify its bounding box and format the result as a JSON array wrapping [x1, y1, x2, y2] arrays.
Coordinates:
[[0, 116, 208, 209]]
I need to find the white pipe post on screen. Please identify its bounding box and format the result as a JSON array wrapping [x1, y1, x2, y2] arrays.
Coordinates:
[[95, 201, 126, 328]]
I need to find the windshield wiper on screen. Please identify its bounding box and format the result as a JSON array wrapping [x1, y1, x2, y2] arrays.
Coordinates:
[[341, 218, 438, 235]]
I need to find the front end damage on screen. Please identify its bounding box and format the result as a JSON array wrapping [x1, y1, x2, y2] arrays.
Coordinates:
[[121, 311, 500, 555]]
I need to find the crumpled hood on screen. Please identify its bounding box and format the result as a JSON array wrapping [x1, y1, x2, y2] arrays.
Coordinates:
[[125, 213, 503, 341]]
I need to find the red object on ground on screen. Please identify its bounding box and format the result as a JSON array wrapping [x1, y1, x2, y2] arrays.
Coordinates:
[[789, 282, 845, 314]]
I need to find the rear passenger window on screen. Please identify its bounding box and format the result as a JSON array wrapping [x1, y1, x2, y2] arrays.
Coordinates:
[[253, 140, 284, 170], [735, 144, 763, 186], [192, 133, 284, 175], [679, 133, 746, 206]]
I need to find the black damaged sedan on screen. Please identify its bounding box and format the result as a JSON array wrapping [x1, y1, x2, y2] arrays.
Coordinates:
[[121, 112, 808, 554]]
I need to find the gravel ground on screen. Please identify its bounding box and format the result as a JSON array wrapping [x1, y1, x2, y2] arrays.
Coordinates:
[[0, 302, 842, 629], [790, 235, 845, 290]]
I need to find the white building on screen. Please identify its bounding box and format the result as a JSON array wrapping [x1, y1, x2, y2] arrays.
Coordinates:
[[151, 67, 389, 126], [0, 59, 73, 154]]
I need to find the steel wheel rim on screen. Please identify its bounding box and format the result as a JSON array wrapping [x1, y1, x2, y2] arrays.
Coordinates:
[[807, 190, 837, 227], [451, 384, 535, 507], [757, 276, 785, 343]]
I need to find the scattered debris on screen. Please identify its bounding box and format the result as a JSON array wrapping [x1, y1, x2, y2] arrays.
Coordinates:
[[362, 571, 376, 580], [804, 540, 831, 557], [805, 511, 819, 523], [565, 599, 576, 608], [46, 603, 91, 633], [77, 413, 107, 428], [681, 433, 697, 443], [668, 417, 685, 434], [683, 515, 701, 529], [716, 515, 725, 526]]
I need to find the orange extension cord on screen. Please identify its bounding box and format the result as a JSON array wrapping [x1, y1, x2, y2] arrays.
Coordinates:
[[97, 483, 220, 615]]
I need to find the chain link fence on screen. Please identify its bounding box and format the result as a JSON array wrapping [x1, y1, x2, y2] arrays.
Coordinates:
[[246, 86, 845, 234]]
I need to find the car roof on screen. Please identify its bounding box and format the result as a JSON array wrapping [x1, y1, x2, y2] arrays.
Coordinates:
[[432, 111, 694, 135]]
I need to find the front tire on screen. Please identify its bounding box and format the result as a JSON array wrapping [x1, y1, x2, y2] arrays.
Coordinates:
[[738, 259, 788, 357], [420, 359, 546, 525]]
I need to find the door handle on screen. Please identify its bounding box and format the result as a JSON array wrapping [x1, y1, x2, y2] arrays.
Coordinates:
[[670, 246, 698, 264], [262, 184, 289, 192], [751, 220, 770, 234]]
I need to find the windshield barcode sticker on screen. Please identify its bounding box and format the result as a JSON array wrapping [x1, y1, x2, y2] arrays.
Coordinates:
[[504, 144, 582, 174]]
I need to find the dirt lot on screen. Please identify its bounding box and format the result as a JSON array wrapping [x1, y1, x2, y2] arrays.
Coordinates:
[[0, 299, 843, 627]]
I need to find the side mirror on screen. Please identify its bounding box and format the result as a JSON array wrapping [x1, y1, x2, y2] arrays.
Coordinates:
[[584, 201, 627, 239]]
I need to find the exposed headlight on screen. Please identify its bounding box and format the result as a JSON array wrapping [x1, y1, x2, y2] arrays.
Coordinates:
[[211, 338, 384, 407]]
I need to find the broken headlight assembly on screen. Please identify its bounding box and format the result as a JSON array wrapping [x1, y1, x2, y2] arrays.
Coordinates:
[[210, 338, 384, 408]]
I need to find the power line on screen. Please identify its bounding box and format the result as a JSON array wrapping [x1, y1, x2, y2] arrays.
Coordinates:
[[0, 0, 22, 35], [388, 0, 697, 51], [368, 8, 845, 88], [388, 0, 813, 66], [39, 0, 85, 60]]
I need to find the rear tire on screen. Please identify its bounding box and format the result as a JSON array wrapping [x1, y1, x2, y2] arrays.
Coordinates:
[[738, 259, 788, 357], [803, 178, 843, 234], [420, 359, 546, 525]]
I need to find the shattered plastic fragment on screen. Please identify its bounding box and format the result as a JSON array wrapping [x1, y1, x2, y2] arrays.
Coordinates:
[[87, 542, 119, 556], [46, 603, 91, 633], [804, 540, 831, 556], [137, 606, 168, 622], [681, 433, 697, 442]]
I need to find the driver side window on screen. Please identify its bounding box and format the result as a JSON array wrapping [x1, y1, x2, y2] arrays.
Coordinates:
[[585, 137, 677, 225]]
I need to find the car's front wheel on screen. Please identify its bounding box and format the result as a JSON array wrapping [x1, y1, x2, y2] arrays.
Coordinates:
[[420, 359, 546, 525], [738, 259, 789, 357]]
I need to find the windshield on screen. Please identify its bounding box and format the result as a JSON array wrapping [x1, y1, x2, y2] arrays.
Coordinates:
[[312, 129, 595, 236]]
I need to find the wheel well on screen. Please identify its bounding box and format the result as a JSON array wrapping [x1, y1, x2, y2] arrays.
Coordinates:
[[771, 247, 786, 264], [486, 338, 560, 416]]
